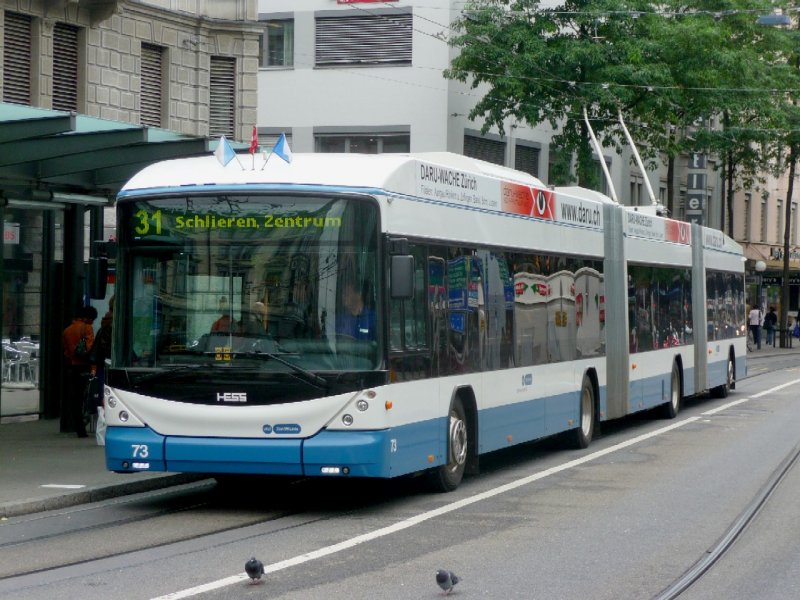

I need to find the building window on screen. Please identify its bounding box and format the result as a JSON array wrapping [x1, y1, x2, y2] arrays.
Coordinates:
[[761, 196, 768, 242], [140, 43, 164, 127], [260, 20, 294, 67], [776, 199, 783, 243], [515, 144, 540, 177], [591, 158, 610, 196], [3, 11, 32, 105], [464, 134, 505, 166], [53, 22, 79, 112], [629, 179, 643, 206], [743, 192, 752, 240], [209, 56, 236, 138], [793, 203, 798, 245], [315, 12, 412, 67], [315, 133, 410, 154]]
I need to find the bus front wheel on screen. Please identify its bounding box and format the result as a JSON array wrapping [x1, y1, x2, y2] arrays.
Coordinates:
[[427, 398, 468, 492]]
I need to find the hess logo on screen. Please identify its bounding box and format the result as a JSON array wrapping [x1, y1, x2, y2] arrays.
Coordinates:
[[216, 392, 247, 403]]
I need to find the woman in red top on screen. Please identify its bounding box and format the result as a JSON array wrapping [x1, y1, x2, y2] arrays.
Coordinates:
[[62, 305, 97, 437]]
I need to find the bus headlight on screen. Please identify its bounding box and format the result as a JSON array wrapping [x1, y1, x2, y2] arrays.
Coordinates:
[[119, 410, 129, 422], [342, 414, 354, 426], [356, 399, 369, 412], [105, 386, 116, 408]]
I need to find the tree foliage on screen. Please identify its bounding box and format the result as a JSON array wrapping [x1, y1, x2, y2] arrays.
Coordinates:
[[446, 0, 800, 201]]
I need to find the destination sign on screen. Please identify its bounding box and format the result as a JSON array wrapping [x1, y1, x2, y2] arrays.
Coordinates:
[[131, 208, 341, 237]]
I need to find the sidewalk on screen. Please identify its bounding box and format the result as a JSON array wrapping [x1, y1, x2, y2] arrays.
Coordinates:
[[747, 336, 799, 357], [0, 418, 204, 519]]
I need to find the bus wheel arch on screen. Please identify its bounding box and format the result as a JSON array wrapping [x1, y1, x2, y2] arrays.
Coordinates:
[[711, 349, 735, 398], [566, 370, 597, 449], [427, 386, 477, 492]]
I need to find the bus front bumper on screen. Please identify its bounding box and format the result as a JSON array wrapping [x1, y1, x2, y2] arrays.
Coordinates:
[[105, 426, 392, 478]]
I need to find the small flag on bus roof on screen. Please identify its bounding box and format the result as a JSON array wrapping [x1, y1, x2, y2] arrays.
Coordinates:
[[249, 126, 259, 154], [214, 135, 236, 167], [272, 133, 293, 164]]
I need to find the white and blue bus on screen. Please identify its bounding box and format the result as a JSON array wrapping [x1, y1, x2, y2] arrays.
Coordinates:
[[101, 152, 746, 491]]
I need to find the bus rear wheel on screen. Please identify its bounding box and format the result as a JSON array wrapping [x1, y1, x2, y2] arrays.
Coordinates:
[[566, 375, 595, 449], [660, 362, 682, 419], [427, 398, 468, 492]]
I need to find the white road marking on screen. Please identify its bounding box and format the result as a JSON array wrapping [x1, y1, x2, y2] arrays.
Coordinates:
[[701, 398, 750, 416], [752, 378, 800, 398], [152, 379, 800, 600], [39, 484, 87, 489]]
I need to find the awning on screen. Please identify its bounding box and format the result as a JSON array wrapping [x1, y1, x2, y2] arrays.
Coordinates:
[[0, 102, 241, 206]]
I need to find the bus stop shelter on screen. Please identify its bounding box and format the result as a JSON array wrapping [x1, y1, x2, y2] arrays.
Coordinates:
[[0, 102, 233, 427]]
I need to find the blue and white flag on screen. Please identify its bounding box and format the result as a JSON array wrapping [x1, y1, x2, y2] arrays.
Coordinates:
[[272, 133, 293, 164], [214, 135, 236, 166]]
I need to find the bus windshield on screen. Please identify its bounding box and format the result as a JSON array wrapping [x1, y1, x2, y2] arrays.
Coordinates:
[[117, 194, 380, 372]]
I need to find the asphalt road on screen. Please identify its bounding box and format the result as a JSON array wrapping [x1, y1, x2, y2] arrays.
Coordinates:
[[1, 354, 799, 600]]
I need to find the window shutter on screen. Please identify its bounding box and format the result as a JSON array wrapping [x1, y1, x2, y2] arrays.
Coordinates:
[[515, 145, 540, 177], [316, 14, 412, 66], [53, 22, 79, 112], [3, 12, 32, 105], [258, 131, 292, 151], [140, 43, 163, 127], [464, 134, 505, 166], [209, 56, 236, 138]]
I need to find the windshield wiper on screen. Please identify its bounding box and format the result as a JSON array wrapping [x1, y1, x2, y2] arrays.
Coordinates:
[[241, 349, 328, 392], [132, 364, 203, 385]]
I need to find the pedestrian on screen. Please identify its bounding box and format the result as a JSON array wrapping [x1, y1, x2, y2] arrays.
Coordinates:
[[748, 303, 763, 350], [763, 306, 777, 347], [90, 295, 114, 390], [62, 305, 98, 438]]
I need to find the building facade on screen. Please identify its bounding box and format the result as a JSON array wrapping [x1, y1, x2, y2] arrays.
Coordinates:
[[1, 0, 259, 422], [733, 171, 800, 317]]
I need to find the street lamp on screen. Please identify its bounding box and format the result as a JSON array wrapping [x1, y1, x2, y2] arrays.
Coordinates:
[[755, 260, 766, 310]]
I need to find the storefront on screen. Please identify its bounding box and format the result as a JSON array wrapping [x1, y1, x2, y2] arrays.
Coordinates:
[[1, 103, 216, 427], [746, 256, 800, 334]]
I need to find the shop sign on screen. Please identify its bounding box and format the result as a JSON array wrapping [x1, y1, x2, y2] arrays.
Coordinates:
[[762, 275, 800, 286], [3, 222, 20, 245]]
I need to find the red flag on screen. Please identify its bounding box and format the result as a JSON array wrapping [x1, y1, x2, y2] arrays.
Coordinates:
[[249, 126, 259, 154]]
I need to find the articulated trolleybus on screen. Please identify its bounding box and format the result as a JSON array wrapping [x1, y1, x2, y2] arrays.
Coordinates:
[[103, 152, 745, 491]]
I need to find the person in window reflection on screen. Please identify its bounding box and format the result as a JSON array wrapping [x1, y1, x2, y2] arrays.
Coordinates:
[[211, 296, 233, 333], [239, 300, 268, 336], [336, 282, 376, 341]]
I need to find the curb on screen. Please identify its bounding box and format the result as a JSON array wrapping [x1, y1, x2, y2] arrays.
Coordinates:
[[0, 473, 208, 519]]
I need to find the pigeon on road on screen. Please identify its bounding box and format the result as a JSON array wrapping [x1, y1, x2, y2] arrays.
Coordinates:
[[245, 557, 265, 584], [435, 569, 459, 595]]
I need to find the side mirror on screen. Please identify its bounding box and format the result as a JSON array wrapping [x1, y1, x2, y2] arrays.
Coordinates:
[[88, 240, 117, 299], [390, 255, 415, 299]]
